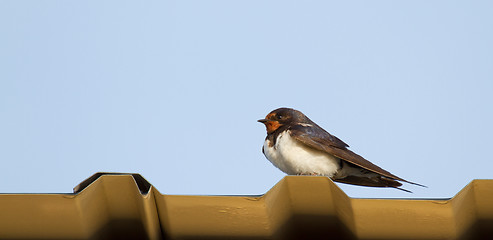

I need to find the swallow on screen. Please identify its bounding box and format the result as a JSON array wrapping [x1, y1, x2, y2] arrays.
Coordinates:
[[258, 107, 425, 192]]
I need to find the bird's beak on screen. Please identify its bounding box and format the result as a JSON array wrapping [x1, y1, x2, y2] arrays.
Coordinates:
[[257, 119, 268, 124]]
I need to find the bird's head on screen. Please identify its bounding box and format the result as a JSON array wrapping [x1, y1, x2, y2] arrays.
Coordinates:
[[258, 107, 309, 134]]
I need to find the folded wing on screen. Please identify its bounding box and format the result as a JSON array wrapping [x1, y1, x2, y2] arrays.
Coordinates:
[[289, 125, 425, 188]]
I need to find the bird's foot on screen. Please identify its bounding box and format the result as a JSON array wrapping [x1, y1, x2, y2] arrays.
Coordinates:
[[297, 172, 320, 176]]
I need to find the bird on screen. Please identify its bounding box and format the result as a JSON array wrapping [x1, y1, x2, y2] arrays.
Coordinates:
[[258, 107, 425, 192]]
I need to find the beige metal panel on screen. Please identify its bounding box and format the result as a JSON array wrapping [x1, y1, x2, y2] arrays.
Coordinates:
[[352, 198, 456, 239], [0, 193, 86, 239], [156, 194, 270, 239], [0, 173, 161, 240], [154, 176, 493, 240], [264, 177, 356, 240], [156, 177, 356, 239], [0, 173, 492, 239]]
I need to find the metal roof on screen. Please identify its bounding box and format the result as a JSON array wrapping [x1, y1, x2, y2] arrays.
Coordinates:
[[0, 173, 491, 239]]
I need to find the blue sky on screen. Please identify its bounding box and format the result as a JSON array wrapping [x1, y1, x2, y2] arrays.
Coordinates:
[[1, 1, 492, 198]]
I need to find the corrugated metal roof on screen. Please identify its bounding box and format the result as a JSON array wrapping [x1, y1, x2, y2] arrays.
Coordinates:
[[0, 173, 491, 240]]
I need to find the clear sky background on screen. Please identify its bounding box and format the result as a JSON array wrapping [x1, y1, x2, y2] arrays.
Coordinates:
[[1, 1, 492, 198]]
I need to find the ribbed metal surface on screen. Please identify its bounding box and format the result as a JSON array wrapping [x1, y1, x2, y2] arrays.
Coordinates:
[[0, 173, 491, 240]]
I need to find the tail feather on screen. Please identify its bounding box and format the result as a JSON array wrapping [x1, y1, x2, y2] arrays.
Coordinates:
[[333, 175, 402, 187], [401, 179, 427, 188], [395, 187, 413, 193], [333, 175, 418, 193]]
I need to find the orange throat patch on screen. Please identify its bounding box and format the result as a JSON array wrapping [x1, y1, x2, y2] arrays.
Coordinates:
[[265, 121, 282, 134]]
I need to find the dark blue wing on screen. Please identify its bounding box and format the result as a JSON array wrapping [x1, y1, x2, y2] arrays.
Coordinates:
[[289, 124, 415, 183]]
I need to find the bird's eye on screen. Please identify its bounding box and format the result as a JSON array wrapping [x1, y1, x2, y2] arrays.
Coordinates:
[[277, 114, 283, 120]]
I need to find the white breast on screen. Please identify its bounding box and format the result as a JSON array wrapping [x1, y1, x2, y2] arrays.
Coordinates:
[[262, 130, 341, 177]]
